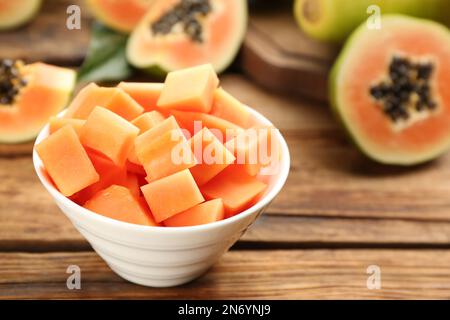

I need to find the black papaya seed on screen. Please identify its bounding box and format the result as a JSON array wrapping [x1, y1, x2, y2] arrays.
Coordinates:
[[370, 56, 438, 122]]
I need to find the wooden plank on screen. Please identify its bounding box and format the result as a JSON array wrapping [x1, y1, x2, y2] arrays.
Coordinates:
[[0, 0, 90, 65], [0, 142, 34, 157], [242, 2, 338, 101], [4, 145, 450, 251], [1, 250, 450, 299]]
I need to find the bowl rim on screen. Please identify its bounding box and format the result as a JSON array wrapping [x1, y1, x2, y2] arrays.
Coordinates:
[[33, 105, 291, 234]]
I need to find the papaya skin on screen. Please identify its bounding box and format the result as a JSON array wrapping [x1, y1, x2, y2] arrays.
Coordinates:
[[294, 0, 450, 43], [329, 15, 450, 166], [0, 0, 42, 31]]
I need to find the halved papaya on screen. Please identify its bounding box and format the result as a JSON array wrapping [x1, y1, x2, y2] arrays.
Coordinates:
[[330, 16, 450, 165], [0, 0, 42, 30], [127, 0, 248, 74], [86, 0, 155, 33], [0, 61, 76, 143]]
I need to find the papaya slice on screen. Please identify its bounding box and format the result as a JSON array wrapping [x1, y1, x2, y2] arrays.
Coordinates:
[[127, 0, 248, 73], [36, 126, 99, 197], [0, 61, 76, 143], [201, 165, 267, 217], [141, 169, 204, 223], [84, 185, 158, 226], [330, 16, 450, 165], [80, 107, 139, 166], [164, 199, 224, 227], [157, 64, 219, 113]]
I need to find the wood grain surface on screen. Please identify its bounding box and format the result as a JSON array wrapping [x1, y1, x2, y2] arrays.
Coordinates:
[[0, 0, 90, 65], [2, 250, 450, 299], [3, 75, 450, 251]]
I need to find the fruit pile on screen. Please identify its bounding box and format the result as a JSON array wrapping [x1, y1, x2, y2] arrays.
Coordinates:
[[36, 64, 277, 227]]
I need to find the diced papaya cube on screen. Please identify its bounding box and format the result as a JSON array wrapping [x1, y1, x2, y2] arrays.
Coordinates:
[[189, 128, 235, 186], [164, 199, 224, 227], [80, 107, 139, 166], [104, 88, 144, 121], [64, 83, 105, 119], [70, 150, 128, 205], [141, 169, 204, 223], [171, 110, 243, 142], [225, 126, 274, 176], [157, 64, 219, 113], [201, 165, 267, 217], [131, 111, 165, 133], [127, 111, 166, 165], [65, 84, 143, 120], [36, 126, 99, 196], [49, 117, 86, 135], [134, 116, 180, 151], [211, 88, 251, 128], [84, 185, 158, 226], [137, 129, 196, 181], [118, 82, 164, 111]]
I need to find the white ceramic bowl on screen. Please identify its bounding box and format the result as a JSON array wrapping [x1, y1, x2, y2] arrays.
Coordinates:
[[33, 107, 290, 287]]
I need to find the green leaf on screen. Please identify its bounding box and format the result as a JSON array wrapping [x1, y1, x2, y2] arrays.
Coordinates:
[[77, 23, 133, 83]]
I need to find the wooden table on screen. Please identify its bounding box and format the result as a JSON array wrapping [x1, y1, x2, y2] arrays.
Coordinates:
[[2, 0, 450, 300]]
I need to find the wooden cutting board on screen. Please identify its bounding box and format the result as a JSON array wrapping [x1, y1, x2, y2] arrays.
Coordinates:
[[242, 1, 339, 102]]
